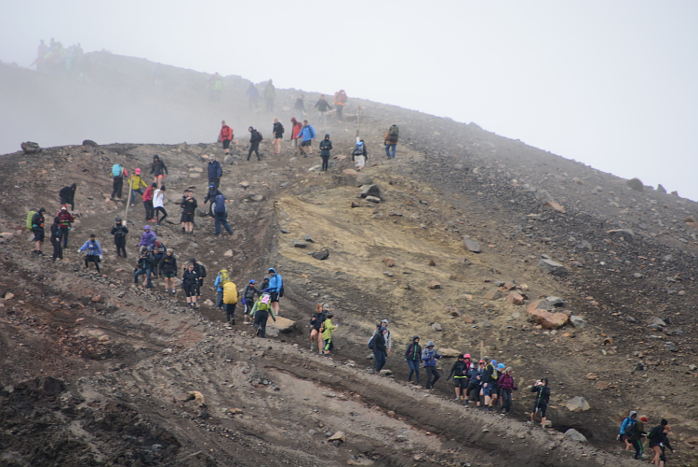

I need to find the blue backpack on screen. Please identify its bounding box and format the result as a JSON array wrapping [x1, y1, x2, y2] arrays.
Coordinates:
[[111, 164, 123, 177], [214, 194, 226, 214]]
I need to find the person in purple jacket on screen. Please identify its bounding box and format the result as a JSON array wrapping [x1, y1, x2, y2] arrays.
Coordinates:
[[138, 225, 157, 249]]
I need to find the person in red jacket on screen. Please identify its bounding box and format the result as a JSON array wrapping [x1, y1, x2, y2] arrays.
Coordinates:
[[290, 117, 303, 155], [56, 205, 75, 248], [219, 120, 233, 155], [498, 367, 518, 414], [142, 183, 155, 222]]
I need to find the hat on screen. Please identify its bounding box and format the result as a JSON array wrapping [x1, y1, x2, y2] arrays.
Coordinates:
[[141, 246, 148, 251], [541, 377, 549, 383], [135, 168, 141, 175], [497, 363, 505, 370], [491, 360, 497, 366], [381, 319, 389, 325], [412, 335, 420, 340], [640, 416, 648, 423], [427, 341, 435, 347], [249, 279, 256, 284], [268, 268, 276, 273], [144, 225, 150, 230], [661, 419, 668, 425], [464, 353, 471, 359], [89, 234, 96, 238], [379, 326, 388, 334], [115, 218, 122, 222], [458, 354, 464, 359], [479, 360, 485, 364], [61, 206, 67, 211], [190, 258, 196, 263], [209, 183, 215, 188], [39, 207, 46, 213]]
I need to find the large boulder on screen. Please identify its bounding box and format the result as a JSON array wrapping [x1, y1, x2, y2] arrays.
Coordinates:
[[527, 300, 569, 329], [564, 428, 588, 443], [360, 184, 384, 201], [626, 178, 644, 191], [268, 317, 295, 335], [566, 396, 590, 412], [463, 238, 481, 253], [537, 259, 568, 276], [21, 141, 41, 154], [340, 169, 373, 187]]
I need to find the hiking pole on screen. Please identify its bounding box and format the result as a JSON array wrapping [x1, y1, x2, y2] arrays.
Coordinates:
[[122, 179, 132, 223], [356, 106, 361, 138]]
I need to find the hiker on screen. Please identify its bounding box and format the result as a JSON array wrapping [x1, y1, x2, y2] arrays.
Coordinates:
[[247, 127, 263, 161], [150, 155, 168, 189], [150, 240, 166, 277], [208, 72, 222, 102], [138, 225, 157, 249], [78, 233, 102, 273], [59, 183, 77, 211], [619, 411, 638, 451], [242, 280, 262, 324], [333, 90, 347, 121], [128, 168, 148, 206], [298, 120, 316, 156], [214, 269, 231, 310], [530, 377, 551, 427], [159, 249, 178, 294], [204, 183, 223, 217], [31, 207, 47, 256], [629, 415, 648, 460], [465, 360, 484, 407], [111, 162, 126, 200], [267, 267, 283, 316], [219, 120, 234, 155], [250, 292, 276, 338], [180, 189, 198, 234], [293, 95, 305, 119], [272, 118, 284, 155], [290, 117, 303, 154], [208, 155, 223, 189], [319, 134, 332, 172], [352, 139, 367, 171], [264, 79, 275, 112], [49, 217, 63, 262], [447, 354, 470, 402], [153, 185, 167, 225], [376, 319, 392, 354], [134, 247, 154, 288], [191, 258, 206, 300], [260, 274, 270, 291], [404, 335, 422, 384], [492, 361, 504, 409], [481, 357, 498, 412], [223, 277, 238, 324], [143, 183, 156, 222], [422, 341, 442, 390], [309, 304, 328, 352], [314, 95, 332, 127], [384, 124, 399, 159], [56, 205, 74, 248], [212, 192, 233, 236], [372, 326, 388, 373], [110, 218, 129, 258], [649, 420, 674, 466], [245, 82, 259, 110], [182, 262, 199, 308], [320, 313, 337, 355], [499, 367, 518, 414]]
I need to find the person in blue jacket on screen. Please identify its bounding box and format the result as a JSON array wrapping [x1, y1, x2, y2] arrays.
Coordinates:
[[297, 120, 316, 157], [422, 341, 442, 389], [78, 234, 103, 273], [207, 155, 223, 189], [267, 267, 283, 315], [619, 410, 638, 451]]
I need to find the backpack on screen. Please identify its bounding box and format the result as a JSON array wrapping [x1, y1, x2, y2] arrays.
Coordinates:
[[257, 293, 271, 311], [112, 164, 123, 177], [647, 425, 662, 441], [367, 335, 375, 350], [487, 363, 498, 380], [214, 194, 226, 214], [256, 130, 263, 141], [388, 125, 399, 141], [223, 281, 238, 304], [198, 264, 207, 278], [352, 143, 364, 156], [218, 270, 230, 286], [624, 420, 636, 436], [26, 210, 37, 229]]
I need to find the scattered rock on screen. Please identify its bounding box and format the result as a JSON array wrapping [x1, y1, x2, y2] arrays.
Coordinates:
[[383, 258, 395, 267], [309, 249, 330, 260], [626, 178, 644, 191], [293, 241, 308, 248], [585, 373, 597, 380], [657, 184, 666, 193], [360, 184, 384, 200], [506, 292, 525, 305], [564, 428, 588, 443], [365, 196, 382, 203], [82, 139, 98, 147], [546, 296, 565, 307], [566, 396, 590, 412], [302, 234, 314, 243], [90, 295, 103, 303], [268, 317, 296, 334], [438, 348, 462, 357], [379, 369, 392, 376], [664, 342, 679, 352], [248, 194, 265, 202], [527, 300, 569, 329], [428, 281, 441, 289], [21, 141, 41, 154], [569, 315, 586, 329], [341, 169, 373, 187], [537, 259, 568, 276], [606, 229, 635, 242], [223, 249, 233, 257], [3, 292, 15, 300], [463, 238, 481, 253], [431, 323, 442, 331], [203, 299, 214, 306], [483, 289, 501, 300], [543, 201, 566, 213]]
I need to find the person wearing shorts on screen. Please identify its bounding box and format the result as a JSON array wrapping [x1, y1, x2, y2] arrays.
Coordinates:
[[447, 354, 470, 402], [149, 154, 168, 189], [297, 120, 316, 156], [179, 190, 197, 234], [159, 249, 177, 294], [530, 377, 550, 427], [267, 267, 283, 316], [182, 262, 199, 309]]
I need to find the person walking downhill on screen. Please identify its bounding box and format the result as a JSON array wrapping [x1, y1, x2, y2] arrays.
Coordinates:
[[208, 155, 223, 190], [372, 326, 388, 374], [333, 90, 347, 121], [298, 120, 316, 157], [111, 162, 126, 201], [138, 225, 157, 250], [314, 95, 332, 128], [182, 262, 199, 308], [384, 124, 399, 159], [219, 121, 234, 156], [153, 186, 167, 225], [134, 247, 154, 288], [214, 269, 231, 310], [404, 336, 422, 385], [159, 249, 178, 295], [212, 193, 233, 236], [31, 207, 47, 256], [447, 354, 470, 402], [150, 155, 168, 189], [242, 280, 262, 324], [422, 341, 442, 390], [191, 259, 206, 301], [529, 377, 551, 427], [498, 367, 518, 415], [247, 127, 262, 161], [290, 117, 303, 155], [309, 304, 328, 352], [59, 183, 77, 211], [320, 313, 337, 355], [629, 415, 648, 460], [78, 234, 103, 273], [267, 267, 283, 316], [352, 139, 367, 171], [180, 189, 197, 235], [222, 277, 238, 325], [319, 134, 332, 172], [143, 183, 156, 222], [49, 216, 63, 262], [110, 218, 129, 258], [128, 168, 148, 207], [272, 118, 284, 155], [56, 205, 74, 248]]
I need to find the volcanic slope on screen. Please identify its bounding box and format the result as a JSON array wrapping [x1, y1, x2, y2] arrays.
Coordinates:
[[0, 54, 697, 466]]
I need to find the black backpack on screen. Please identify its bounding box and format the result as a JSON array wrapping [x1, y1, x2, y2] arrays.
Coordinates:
[[647, 425, 662, 441], [352, 143, 364, 156], [624, 420, 636, 436]]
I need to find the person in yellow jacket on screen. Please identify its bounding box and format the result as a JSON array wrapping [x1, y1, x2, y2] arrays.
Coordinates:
[[222, 280, 238, 325], [320, 313, 337, 355], [129, 168, 149, 207]]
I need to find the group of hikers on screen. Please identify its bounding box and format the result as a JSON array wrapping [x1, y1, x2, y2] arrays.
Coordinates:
[[619, 411, 675, 465], [32, 38, 87, 76]]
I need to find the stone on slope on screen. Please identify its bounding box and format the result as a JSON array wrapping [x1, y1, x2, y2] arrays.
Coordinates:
[[293, 241, 308, 248], [21, 141, 41, 153], [566, 396, 590, 412], [527, 300, 569, 329], [383, 258, 395, 267], [309, 249, 330, 260], [360, 184, 384, 200], [463, 238, 481, 253], [626, 178, 644, 191], [606, 229, 635, 242], [543, 201, 566, 213], [365, 196, 382, 203], [569, 315, 586, 328], [537, 259, 568, 276], [341, 169, 373, 187], [267, 317, 295, 336], [483, 289, 501, 300], [506, 292, 525, 305], [428, 281, 441, 289], [438, 348, 462, 358], [564, 429, 588, 443]]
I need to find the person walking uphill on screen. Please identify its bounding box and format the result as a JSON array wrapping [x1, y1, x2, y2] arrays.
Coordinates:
[[159, 249, 178, 294], [78, 234, 103, 273], [267, 268, 283, 315], [298, 120, 316, 157], [530, 377, 551, 427], [111, 162, 126, 200], [247, 127, 262, 161], [384, 124, 399, 159], [212, 193, 233, 236], [31, 207, 47, 256], [150, 155, 168, 189], [222, 278, 238, 324], [242, 280, 262, 324], [134, 247, 154, 288], [352, 139, 367, 171], [182, 262, 199, 308], [142, 183, 156, 222], [290, 117, 303, 155], [629, 415, 648, 460], [110, 218, 129, 258], [314, 95, 332, 128], [333, 90, 347, 121], [219, 120, 233, 155], [56, 205, 74, 248], [320, 313, 337, 355], [404, 335, 422, 385], [422, 341, 442, 390], [138, 225, 157, 249], [250, 293, 276, 338], [153, 186, 167, 225], [128, 168, 148, 207], [59, 183, 77, 211], [498, 367, 518, 414], [208, 155, 223, 189], [447, 354, 470, 402], [619, 411, 638, 451], [49, 217, 63, 262], [319, 134, 332, 172], [272, 118, 284, 155], [372, 326, 388, 374]]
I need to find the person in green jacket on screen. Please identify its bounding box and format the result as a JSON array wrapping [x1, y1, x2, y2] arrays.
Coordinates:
[[320, 313, 337, 355]]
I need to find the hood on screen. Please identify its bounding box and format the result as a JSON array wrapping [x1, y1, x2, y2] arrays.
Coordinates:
[[629, 411, 637, 418], [324, 134, 330, 139], [71, 183, 77, 191], [427, 341, 435, 347], [268, 268, 276, 273], [412, 335, 419, 341]]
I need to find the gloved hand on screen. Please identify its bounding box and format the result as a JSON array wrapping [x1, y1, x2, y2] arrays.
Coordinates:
[[77, 249, 81, 253], [241, 298, 246, 305], [99, 255, 103, 261], [263, 288, 269, 293]]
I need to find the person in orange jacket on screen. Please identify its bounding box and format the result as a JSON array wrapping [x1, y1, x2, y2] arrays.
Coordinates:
[[334, 90, 347, 121], [219, 120, 234, 155]]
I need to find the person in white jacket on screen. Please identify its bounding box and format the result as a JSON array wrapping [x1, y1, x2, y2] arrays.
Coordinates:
[[153, 186, 167, 225]]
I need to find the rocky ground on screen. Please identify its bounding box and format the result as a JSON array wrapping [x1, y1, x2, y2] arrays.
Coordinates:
[[0, 53, 697, 466]]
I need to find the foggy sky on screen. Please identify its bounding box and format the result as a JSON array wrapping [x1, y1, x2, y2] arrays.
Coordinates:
[[2, 0, 698, 200]]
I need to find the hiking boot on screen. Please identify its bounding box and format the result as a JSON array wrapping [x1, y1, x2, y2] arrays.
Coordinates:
[[172, 289, 177, 294]]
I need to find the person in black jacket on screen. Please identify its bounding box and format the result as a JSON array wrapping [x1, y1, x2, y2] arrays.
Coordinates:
[[150, 155, 168, 189], [180, 189, 198, 234], [373, 327, 388, 373], [309, 304, 328, 352], [133, 247, 154, 288], [159, 249, 178, 294], [31, 207, 47, 256], [110, 218, 128, 258], [191, 258, 206, 300], [207, 156, 223, 189], [59, 183, 77, 211], [49, 216, 63, 262], [242, 280, 262, 324], [247, 127, 262, 161], [530, 377, 551, 427], [319, 134, 332, 172], [404, 335, 422, 384], [272, 118, 284, 155], [447, 354, 470, 402], [203, 184, 223, 218], [182, 262, 199, 308]]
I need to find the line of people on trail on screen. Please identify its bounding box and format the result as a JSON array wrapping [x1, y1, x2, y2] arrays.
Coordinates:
[[32, 38, 86, 76], [618, 411, 675, 464]]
